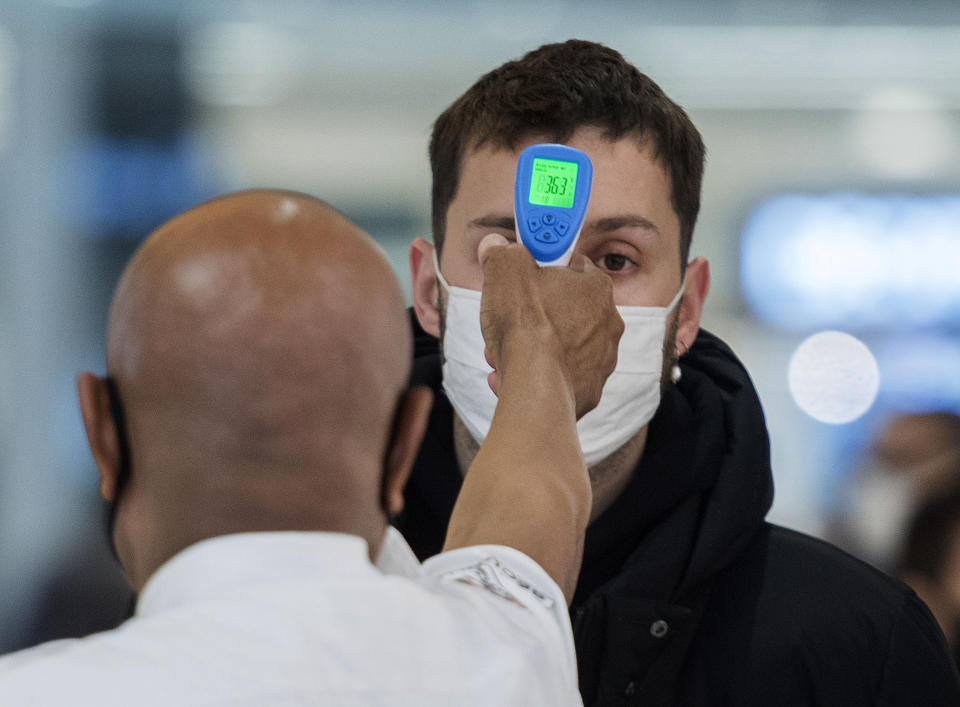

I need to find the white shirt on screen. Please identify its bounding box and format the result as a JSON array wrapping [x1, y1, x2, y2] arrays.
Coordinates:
[[0, 529, 581, 706]]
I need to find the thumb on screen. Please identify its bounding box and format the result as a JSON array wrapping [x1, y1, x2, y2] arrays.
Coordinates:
[[567, 253, 594, 273], [477, 232, 510, 264]]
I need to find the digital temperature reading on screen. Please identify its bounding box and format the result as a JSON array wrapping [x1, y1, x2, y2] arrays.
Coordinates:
[[514, 144, 593, 266], [529, 158, 579, 209]]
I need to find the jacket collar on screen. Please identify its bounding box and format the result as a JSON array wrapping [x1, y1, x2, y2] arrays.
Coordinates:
[[403, 311, 773, 604]]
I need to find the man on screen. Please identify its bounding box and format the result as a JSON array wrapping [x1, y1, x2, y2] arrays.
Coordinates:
[[398, 39, 960, 704], [0, 190, 623, 704], [838, 411, 960, 570], [899, 474, 960, 668]]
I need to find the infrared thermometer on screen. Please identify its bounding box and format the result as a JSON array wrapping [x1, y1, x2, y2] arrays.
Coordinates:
[[514, 144, 593, 266]]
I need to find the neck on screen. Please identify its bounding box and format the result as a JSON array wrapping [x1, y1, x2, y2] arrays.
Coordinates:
[[452, 414, 648, 524], [125, 489, 388, 591]]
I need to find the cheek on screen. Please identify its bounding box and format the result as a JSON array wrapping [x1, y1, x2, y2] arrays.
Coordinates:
[[611, 281, 644, 307], [439, 227, 486, 291], [609, 262, 685, 308], [441, 253, 484, 291], [610, 278, 665, 308]]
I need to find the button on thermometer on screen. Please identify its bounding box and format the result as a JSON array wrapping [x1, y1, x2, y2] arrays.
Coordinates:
[[514, 144, 593, 267]]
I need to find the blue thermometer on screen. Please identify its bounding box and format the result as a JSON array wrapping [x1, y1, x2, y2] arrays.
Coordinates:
[[514, 144, 593, 266]]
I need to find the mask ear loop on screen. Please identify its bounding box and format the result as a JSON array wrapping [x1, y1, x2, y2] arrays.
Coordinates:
[[104, 377, 139, 617], [666, 276, 686, 314], [669, 278, 687, 384], [103, 378, 132, 563], [381, 393, 409, 527], [431, 247, 451, 293]]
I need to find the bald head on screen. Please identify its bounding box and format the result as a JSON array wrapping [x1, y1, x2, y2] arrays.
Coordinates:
[[110, 190, 410, 464], [80, 190, 427, 589]]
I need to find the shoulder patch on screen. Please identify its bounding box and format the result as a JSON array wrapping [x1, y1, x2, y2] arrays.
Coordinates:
[[437, 556, 557, 611]]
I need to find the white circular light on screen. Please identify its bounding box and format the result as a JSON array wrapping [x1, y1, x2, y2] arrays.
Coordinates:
[[788, 331, 880, 424]]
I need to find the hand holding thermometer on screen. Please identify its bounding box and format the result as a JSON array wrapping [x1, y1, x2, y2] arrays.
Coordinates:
[[514, 144, 593, 266]]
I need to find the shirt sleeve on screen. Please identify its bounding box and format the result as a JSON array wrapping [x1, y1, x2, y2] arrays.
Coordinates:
[[422, 544, 581, 705], [876, 591, 960, 706]]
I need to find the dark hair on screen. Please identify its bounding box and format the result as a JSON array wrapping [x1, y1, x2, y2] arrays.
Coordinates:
[[899, 475, 960, 582], [924, 412, 960, 447], [429, 39, 705, 266]]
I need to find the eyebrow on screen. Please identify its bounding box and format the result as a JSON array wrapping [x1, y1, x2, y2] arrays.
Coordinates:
[[467, 215, 516, 232], [467, 213, 661, 238], [590, 215, 660, 236]]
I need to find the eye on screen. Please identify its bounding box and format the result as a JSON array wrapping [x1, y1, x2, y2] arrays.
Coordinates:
[[595, 252, 638, 273]]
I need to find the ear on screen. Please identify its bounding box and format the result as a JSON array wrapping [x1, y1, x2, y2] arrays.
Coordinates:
[[382, 386, 434, 516], [77, 373, 123, 502], [409, 237, 441, 338], [674, 256, 710, 355]]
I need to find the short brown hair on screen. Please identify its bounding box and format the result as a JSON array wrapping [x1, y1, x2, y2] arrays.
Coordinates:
[[429, 39, 705, 266]]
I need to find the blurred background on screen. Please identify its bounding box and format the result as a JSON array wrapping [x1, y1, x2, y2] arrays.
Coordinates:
[[1, 0, 959, 654]]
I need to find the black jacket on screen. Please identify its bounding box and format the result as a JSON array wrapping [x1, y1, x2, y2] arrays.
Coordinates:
[[395, 313, 960, 706]]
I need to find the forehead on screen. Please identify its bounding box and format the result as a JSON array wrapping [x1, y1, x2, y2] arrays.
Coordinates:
[[447, 127, 679, 245]]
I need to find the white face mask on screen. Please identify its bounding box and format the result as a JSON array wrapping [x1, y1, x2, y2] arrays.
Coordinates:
[[433, 249, 683, 466]]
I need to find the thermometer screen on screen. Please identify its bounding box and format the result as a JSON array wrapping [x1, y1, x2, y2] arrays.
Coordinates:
[[528, 158, 579, 208]]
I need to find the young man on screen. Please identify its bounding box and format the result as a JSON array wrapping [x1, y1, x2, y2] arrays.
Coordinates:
[[0, 190, 624, 705], [399, 39, 960, 705]]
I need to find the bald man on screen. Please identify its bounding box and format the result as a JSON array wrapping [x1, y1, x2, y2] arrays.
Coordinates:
[[0, 190, 621, 705]]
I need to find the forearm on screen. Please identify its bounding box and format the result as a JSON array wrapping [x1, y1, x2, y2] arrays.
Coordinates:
[[443, 344, 592, 603]]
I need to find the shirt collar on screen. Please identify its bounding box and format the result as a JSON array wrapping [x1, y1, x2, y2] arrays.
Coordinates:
[[375, 526, 422, 579], [136, 532, 377, 617]]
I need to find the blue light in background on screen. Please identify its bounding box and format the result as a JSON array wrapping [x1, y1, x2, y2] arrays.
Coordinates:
[[873, 335, 960, 413], [68, 133, 221, 239], [741, 194, 960, 514], [740, 193, 960, 332]]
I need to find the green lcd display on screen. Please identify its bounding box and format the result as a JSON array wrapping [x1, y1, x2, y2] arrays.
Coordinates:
[[528, 158, 579, 208]]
